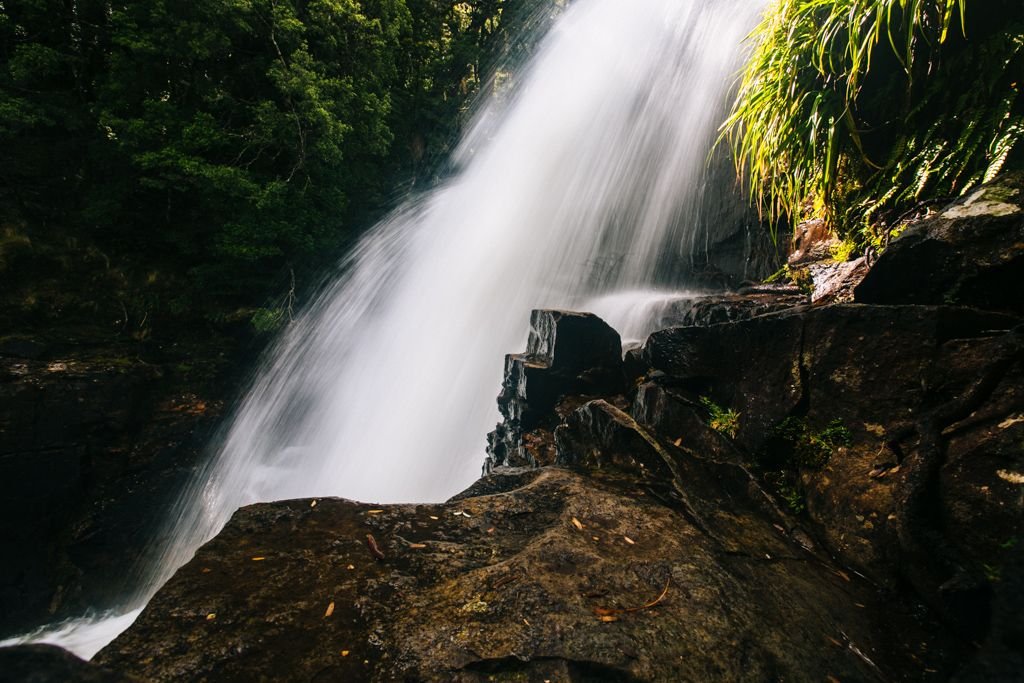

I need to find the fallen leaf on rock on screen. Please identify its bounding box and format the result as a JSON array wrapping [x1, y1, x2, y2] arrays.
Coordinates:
[[673, 438, 682, 447], [998, 415, 1024, 429], [593, 577, 671, 617], [623, 536, 635, 545], [571, 517, 584, 530], [324, 601, 335, 618], [492, 574, 520, 590], [366, 534, 385, 560], [997, 469, 1024, 485]]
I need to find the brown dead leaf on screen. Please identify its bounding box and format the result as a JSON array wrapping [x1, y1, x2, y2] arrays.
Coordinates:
[[408, 543, 427, 549], [429, 515, 439, 520], [310, 500, 317, 508], [324, 601, 335, 618], [366, 534, 385, 560], [487, 527, 496, 534], [833, 569, 851, 582], [826, 636, 843, 648], [593, 577, 671, 617], [571, 517, 584, 530], [673, 438, 682, 447], [623, 536, 635, 545], [366, 510, 384, 515], [251, 556, 266, 561], [598, 615, 619, 623]]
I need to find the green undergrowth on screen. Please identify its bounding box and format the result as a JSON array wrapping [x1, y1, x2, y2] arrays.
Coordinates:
[[700, 397, 741, 439], [757, 417, 853, 516], [723, 0, 1024, 245]]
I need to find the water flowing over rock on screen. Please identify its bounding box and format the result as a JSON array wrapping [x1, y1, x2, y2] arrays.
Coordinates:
[[1, 0, 775, 655]]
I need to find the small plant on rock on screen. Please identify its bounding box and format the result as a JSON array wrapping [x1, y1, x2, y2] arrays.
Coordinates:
[[700, 397, 740, 439], [771, 417, 853, 469]]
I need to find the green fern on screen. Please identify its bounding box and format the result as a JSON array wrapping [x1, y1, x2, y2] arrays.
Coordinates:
[[723, 0, 1024, 242]]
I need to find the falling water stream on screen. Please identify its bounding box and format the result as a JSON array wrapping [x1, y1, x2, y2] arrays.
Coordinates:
[[2, 0, 766, 659]]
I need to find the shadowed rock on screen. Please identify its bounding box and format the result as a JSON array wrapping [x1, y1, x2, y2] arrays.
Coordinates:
[[96, 467, 953, 682]]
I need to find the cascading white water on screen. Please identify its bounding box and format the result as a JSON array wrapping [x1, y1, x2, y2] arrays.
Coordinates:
[[1, 0, 766, 659]]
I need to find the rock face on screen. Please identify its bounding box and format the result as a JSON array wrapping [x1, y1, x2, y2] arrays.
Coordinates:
[[485, 310, 625, 469], [98, 466, 953, 682], [855, 173, 1024, 314], [0, 644, 135, 683], [641, 304, 1023, 623], [0, 338, 239, 636]]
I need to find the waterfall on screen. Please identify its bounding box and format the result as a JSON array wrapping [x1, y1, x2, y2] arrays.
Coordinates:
[[1, 0, 766, 659]]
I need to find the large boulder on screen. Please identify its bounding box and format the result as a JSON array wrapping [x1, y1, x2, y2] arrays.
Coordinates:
[[855, 173, 1024, 314], [96, 467, 955, 682]]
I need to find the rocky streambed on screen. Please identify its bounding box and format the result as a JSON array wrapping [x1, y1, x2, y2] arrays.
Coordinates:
[[2, 177, 1023, 681]]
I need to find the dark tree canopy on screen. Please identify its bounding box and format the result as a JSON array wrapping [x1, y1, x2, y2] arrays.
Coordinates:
[[0, 0, 546, 326]]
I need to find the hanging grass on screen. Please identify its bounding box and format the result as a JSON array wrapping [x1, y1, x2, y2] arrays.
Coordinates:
[[722, 0, 1024, 245]]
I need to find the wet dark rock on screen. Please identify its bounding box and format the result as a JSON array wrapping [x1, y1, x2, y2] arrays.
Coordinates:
[[485, 310, 625, 470], [97, 467, 955, 682], [0, 644, 136, 683], [0, 342, 239, 636], [554, 399, 674, 479], [483, 297, 1021, 674], [641, 304, 1023, 604], [656, 290, 806, 328], [855, 174, 1024, 314]]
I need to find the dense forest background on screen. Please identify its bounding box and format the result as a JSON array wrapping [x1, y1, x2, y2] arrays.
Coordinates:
[[0, 0, 556, 338]]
